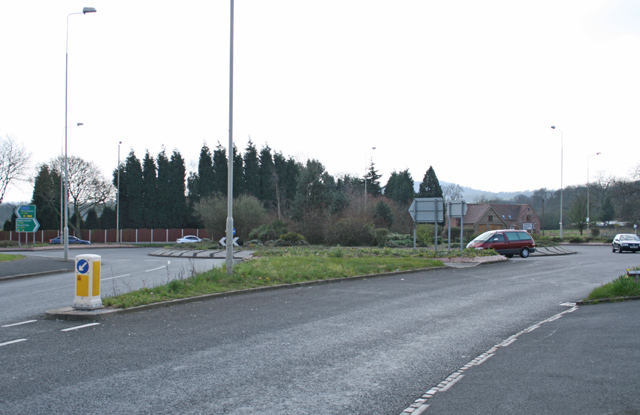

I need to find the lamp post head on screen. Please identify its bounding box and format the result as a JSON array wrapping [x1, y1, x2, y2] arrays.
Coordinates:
[[76, 122, 83, 126], [551, 126, 556, 130], [82, 7, 97, 14]]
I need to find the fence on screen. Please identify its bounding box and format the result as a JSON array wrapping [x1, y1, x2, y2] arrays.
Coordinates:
[[0, 228, 211, 244]]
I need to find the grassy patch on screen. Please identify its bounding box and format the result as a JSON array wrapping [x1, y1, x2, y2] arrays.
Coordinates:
[[585, 266, 640, 302], [0, 253, 25, 262], [102, 247, 486, 309]]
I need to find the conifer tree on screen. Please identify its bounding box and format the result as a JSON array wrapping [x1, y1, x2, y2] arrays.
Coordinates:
[[418, 166, 443, 198], [142, 151, 158, 228], [212, 143, 228, 196], [155, 149, 171, 227], [31, 164, 62, 231], [259, 145, 275, 206], [243, 140, 260, 198]]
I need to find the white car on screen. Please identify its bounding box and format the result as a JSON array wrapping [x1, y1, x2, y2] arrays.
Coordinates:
[[176, 235, 202, 244], [612, 233, 640, 253]]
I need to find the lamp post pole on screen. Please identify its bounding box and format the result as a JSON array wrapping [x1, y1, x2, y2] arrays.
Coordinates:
[[117, 141, 122, 243], [64, 7, 96, 261], [587, 152, 601, 233], [225, 0, 235, 275], [550, 126, 563, 239]]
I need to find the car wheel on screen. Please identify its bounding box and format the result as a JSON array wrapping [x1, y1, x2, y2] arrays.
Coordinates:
[[520, 247, 530, 258], [612, 245, 616, 253]]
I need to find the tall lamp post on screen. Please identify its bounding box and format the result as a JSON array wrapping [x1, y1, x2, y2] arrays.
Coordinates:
[[587, 152, 601, 233], [64, 7, 96, 261], [550, 126, 563, 239], [116, 141, 122, 243], [225, 0, 235, 275]]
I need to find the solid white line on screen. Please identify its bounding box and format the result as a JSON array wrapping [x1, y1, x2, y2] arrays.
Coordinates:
[[1, 320, 37, 328], [0, 339, 27, 347], [102, 274, 131, 281], [61, 323, 100, 332], [145, 266, 166, 272]]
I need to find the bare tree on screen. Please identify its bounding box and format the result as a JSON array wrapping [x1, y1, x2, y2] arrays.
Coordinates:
[[0, 134, 31, 205], [50, 155, 114, 232]]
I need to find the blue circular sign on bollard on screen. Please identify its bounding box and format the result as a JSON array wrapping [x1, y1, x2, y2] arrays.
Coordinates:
[[76, 259, 89, 274]]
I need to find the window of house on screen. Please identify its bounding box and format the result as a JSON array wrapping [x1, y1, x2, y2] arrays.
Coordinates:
[[526, 215, 531, 221], [488, 215, 493, 222]]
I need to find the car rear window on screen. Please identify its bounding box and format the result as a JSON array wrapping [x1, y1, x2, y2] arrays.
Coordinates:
[[506, 232, 532, 241]]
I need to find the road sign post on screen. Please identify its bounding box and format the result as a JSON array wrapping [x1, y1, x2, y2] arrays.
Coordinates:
[[446, 201, 467, 252], [408, 198, 444, 251], [74, 254, 102, 310], [14, 205, 39, 245]]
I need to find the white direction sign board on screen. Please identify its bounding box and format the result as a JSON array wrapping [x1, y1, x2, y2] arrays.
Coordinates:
[[449, 201, 468, 218], [408, 198, 444, 223], [219, 236, 240, 247]]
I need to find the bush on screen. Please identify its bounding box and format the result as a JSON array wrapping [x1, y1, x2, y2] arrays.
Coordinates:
[[325, 217, 375, 246], [590, 228, 600, 237], [280, 232, 306, 243], [374, 228, 389, 246], [249, 220, 288, 242]]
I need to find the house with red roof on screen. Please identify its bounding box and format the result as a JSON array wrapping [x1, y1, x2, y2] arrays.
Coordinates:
[[447, 203, 541, 234]]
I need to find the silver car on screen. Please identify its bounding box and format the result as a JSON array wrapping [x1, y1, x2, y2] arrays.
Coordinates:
[[612, 233, 640, 253]]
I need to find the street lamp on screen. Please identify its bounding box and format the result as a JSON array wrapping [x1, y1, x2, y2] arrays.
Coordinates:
[[64, 7, 96, 261], [550, 126, 563, 239], [226, 0, 235, 275], [116, 141, 122, 243], [587, 152, 601, 233]]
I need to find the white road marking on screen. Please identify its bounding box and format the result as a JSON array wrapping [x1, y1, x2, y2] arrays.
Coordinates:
[[400, 304, 579, 414], [61, 323, 100, 332], [1, 320, 37, 328], [102, 274, 131, 281], [145, 266, 166, 272], [0, 339, 27, 347]]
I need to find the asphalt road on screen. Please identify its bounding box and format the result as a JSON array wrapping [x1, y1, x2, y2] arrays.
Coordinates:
[[1, 245, 639, 414], [0, 247, 226, 325]]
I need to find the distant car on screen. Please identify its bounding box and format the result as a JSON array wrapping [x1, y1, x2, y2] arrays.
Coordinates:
[[49, 236, 91, 245], [176, 235, 202, 244], [466, 229, 536, 258], [612, 233, 640, 253]]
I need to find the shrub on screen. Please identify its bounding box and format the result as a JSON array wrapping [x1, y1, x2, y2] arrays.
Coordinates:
[[590, 228, 600, 237], [249, 219, 288, 242], [374, 228, 389, 246], [325, 217, 375, 246]]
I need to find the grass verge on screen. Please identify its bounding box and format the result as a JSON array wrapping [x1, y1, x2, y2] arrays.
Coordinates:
[[585, 266, 640, 302], [103, 246, 495, 309], [0, 253, 25, 262]]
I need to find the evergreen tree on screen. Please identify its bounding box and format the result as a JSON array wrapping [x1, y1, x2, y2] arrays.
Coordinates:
[[31, 164, 62, 231], [168, 150, 188, 227], [196, 143, 215, 200], [212, 143, 228, 196], [384, 169, 415, 205], [364, 161, 382, 196], [418, 166, 443, 198], [100, 205, 116, 229], [243, 140, 260, 198], [155, 149, 171, 227], [120, 151, 143, 228], [142, 151, 158, 228], [273, 152, 300, 218], [84, 208, 100, 229], [259, 145, 276, 206], [233, 144, 244, 197]]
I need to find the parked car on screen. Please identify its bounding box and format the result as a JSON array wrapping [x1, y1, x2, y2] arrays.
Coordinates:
[[176, 235, 202, 244], [612, 233, 640, 253], [49, 236, 91, 245], [466, 229, 536, 258]]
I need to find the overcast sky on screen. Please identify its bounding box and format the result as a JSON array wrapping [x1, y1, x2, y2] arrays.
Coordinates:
[[1, 0, 639, 203]]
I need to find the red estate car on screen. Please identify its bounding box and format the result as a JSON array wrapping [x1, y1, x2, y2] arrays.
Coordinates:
[[466, 229, 536, 258]]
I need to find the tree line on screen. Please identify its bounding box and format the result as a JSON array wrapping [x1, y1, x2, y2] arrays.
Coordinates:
[[9, 136, 640, 243]]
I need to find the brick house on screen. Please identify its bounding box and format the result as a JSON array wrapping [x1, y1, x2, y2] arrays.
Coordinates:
[[447, 203, 541, 234]]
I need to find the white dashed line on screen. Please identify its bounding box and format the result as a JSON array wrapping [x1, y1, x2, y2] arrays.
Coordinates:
[[0, 339, 27, 347], [61, 323, 100, 332], [1, 320, 37, 328], [102, 274, 131, 281], [400, 304, 579, 414]]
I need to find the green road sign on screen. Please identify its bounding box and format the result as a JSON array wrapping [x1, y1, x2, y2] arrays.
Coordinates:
[[16, 218, 40, 232], [15, 205, 36, 219]]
